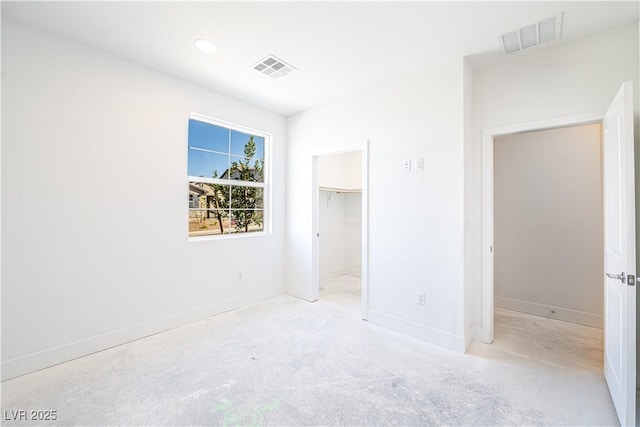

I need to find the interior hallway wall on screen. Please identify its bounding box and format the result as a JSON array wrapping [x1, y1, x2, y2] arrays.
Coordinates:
[[494, 124, 603, 328], [1, 20, 287, 380], [287, 59, 466, 351]]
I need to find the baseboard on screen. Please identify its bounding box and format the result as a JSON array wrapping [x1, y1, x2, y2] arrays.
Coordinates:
[[320, 268, 362, 282], [495, 296, 603, 329], [344, 268, 361, 278], [464, 325, 483, 351], [319, 268, 348, 282], [1, 288, 281, 381], [367, 309, 466, 353], [285, 283, 316, 302]]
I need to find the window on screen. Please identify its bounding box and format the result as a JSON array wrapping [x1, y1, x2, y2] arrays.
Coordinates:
[[187, 114, 269, 238]]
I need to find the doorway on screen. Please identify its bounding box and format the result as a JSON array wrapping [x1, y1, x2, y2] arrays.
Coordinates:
[[490, 122, 605, 371], [311, 143, 369, 319], [480, 113, 603, 343], [493, 123, 604, 327], [480, 83, 636, 425]]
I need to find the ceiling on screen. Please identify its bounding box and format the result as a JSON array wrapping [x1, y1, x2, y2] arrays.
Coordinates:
[[2, 1, 638, 116]]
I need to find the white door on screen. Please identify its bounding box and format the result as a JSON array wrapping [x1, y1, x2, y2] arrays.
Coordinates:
[[603, 81, 636, 426]]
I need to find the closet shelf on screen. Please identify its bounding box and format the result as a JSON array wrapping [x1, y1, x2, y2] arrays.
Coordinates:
[[319, 186, 362, 194]]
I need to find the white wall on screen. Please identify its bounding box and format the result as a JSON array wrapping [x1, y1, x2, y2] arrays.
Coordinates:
[[494, 124, 603, 328], [463, 58, 474, 348], [469, 23, 639, 339], [287, 59, 466, 351], [343, 151, 362, 191], [318, 191, 361, 281], [345, 193, 362, 277], [319, 191, 347, 280], [317, 151, 362, 191], [1, 20, 287, 380], [317, 154, 347, 190]]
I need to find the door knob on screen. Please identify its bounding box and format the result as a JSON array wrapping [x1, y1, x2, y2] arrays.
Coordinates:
[[606, 272, 626, 284]]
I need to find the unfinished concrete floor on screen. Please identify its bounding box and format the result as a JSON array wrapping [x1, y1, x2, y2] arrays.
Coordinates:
[[1, 275, 618, 426]]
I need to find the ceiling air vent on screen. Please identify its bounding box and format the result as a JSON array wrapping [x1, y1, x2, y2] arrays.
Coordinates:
[[252, 55, 296, 79], [499, 13, 563, 55]]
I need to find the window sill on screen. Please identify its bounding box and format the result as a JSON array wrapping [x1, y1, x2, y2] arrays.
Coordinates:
[[188, 231, 271, 242]]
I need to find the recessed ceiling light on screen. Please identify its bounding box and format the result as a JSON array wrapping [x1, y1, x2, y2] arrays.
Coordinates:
[[194, 39, 217, 53]]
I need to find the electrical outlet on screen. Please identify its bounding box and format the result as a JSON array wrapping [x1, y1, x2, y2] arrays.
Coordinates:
[[403, 159, 411, 172], [417, 292, 426, 305], [237, 272, 243, 281]]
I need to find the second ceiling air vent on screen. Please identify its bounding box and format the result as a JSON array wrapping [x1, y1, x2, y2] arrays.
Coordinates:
[[499, 13, 563, 55], [252, 55, 296, 79]]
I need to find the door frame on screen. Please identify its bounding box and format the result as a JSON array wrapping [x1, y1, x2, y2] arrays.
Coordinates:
[[480, 112, 602, 343], [311, 140, 370, 319]]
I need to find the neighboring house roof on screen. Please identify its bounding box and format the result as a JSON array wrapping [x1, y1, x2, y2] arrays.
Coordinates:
[[219, 165, 263, 182], [189, 182, 216, 197]]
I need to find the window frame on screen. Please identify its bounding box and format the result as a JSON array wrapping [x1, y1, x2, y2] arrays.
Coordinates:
[[187, 112, 271, 241]]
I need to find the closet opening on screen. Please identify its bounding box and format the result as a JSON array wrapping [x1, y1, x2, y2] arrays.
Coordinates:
[[311, 144, 369, 319]]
